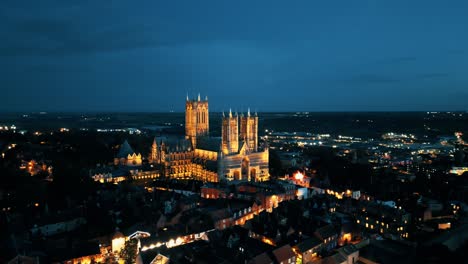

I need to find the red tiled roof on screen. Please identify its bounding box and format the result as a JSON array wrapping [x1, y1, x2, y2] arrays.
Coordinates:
[[249, 252, 273, 264], [315, 225, 337, 241], [272, 244, 295, 262]]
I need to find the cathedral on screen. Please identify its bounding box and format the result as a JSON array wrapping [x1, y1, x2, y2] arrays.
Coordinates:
[[117, 94, 269, 183]]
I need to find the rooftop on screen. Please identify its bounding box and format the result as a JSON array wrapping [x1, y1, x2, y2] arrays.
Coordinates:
[[249, 252, 273, 264], [197, 136, 221, 152], [272, 244, 295, 262], [116, 140, 136, 158], [296, 237, 323, 252], [315, 225, 338, 241]]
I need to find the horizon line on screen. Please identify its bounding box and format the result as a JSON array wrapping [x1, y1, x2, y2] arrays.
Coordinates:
[[1, 110, 467, 114]]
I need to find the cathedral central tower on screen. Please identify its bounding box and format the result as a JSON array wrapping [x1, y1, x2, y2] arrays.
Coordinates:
[[185, 94, 209, 148]]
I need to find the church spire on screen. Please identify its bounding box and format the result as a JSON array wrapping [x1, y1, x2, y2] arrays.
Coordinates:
[[247, 108, 251, 117], [186, 93, 189, 101], [198, 93, 201, 101], [150, 137, 159, 164], [229, 108, 232, 118]]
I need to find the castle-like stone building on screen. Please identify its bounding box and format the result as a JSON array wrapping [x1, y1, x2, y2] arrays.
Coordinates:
[[116, 95, 269, 183]]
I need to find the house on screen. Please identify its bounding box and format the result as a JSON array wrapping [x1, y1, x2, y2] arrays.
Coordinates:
[[61, 242, 102, 264], [201, 184, 229, 199], [336, 245, 359, 264], [241, 236, 276, 261], [209, 208, 233, 230], [112, 229, 126, 254], [318, 253, 347, 264], [272, 244, 296, 264], [336, 244, 359, 264], [316, 245, 359, 264], [294, 237, 323, 263], [314, 225, 338, 252], [7, 255, 37, 264], [354, 201, 411, 239], [30, 217, 86, 237], [249, 252, 274, 264], [137, 253, 170, 264]]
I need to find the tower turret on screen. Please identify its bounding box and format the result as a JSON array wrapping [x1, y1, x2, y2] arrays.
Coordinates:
[[149, 137, 160, 164]]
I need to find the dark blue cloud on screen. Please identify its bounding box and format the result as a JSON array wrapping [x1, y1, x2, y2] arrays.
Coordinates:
[[1, 0, 468, 112]]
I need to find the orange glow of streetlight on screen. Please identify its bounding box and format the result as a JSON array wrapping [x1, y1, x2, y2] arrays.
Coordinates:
[[294, 171, 304, 180]]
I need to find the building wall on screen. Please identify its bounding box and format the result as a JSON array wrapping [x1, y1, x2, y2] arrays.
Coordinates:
[[113, 154, 142, 167], [190, 163, 218, 182], [355, 211, 411, 239], [194, 149, 218, 160], [301, 247, 320, 264], [346, 251, 359, 264], [126, 153, 142, 166], [112, 237, 125, 253], [131, 170, 161, 181], [64, 254, 103, 264], [201, 187, 227, 199], [31, 217, 86, 237], [321, 235, 338, 251], [220, 150, 269, 182], [165, 151, 194, 179], [296, 187, 308, 200]]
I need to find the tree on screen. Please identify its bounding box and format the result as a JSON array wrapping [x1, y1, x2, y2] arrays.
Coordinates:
[[120, 238, 138, 264], [269, 149, 283, 177], [103, 255, 118, 264]]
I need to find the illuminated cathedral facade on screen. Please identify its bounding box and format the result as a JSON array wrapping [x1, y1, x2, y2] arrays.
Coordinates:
[[140, 94, 269, 182]]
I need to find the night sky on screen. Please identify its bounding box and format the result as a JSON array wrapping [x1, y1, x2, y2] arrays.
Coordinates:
[[1, 1, 468, 112]]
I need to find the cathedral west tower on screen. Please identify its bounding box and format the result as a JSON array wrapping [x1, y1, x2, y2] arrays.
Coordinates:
[[221, 109, 239, 155], [240, 109, 258, 153]]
